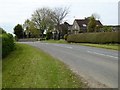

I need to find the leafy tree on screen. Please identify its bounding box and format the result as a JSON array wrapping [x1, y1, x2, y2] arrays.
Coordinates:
[[14, 24, 23, 39], [31, 7, 54, 38], [0, 27, 6, 34], [23, 19, 39, 38], [46, 31, 53, 40], [102, 26, 112, 32], [95, 25, 102, 32], [28, 21, 40, 38], [87, 16, 96, 32]]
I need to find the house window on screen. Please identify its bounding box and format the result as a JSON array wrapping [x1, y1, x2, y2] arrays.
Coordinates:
[[74, 25, 77, 29], [83, 24, 86, 27]]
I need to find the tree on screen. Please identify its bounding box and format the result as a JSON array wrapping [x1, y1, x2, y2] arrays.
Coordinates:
[[95, 25, 102, 32], [51, 7, 69, 39], [23, 19, 30, 38], [0, 27, 6, 34], [30, 7, 69, 39], [87, 15, 96, 32], [14, 24, 23, 39], [23, 19, 39, 38], [31, 7, 54, 38], [29, 22, 40, 38], [46, 31, 53, 40], [102, 26, 112, 32]]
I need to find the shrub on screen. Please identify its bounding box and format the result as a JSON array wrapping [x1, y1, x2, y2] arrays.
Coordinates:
[[46, 32, 53, 40], [14, 35, 18, 41], [64, 34, 68, 40], [2, 33, 15, 58], [67, 32, 120, 44]]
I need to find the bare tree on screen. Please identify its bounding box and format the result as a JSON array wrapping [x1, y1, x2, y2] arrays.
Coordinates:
[[50, 7, 69, 39], [51, 7, 69, 29]]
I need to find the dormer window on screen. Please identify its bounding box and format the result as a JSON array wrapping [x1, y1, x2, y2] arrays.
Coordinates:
[[83, 24, 86, 27]]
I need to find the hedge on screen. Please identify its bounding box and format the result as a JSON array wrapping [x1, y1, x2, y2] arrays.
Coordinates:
[[2, 33, 15, 58], [67, 32, 120, 44]]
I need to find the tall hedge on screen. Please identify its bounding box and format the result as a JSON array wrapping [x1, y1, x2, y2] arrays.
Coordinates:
[[2, 33, 15, 58], [67, 32, 120, 44]]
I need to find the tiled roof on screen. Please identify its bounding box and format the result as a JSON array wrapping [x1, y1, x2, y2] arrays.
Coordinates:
[[75, 19, 102, 27]]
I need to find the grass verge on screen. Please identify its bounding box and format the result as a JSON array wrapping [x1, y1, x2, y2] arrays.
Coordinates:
[[43, 39, 67, 44], [77, 43, 120, 51], [43, 39, 119, 50], [2, 43, 85, 88]]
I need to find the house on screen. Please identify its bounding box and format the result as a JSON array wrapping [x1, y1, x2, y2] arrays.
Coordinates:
[[59, 22, 72, 38], [52, 22, 72, 39], [71, 18, 103, 34]]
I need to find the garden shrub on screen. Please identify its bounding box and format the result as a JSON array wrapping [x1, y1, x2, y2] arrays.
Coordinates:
[[67, 32, 120, 44], [2, 33, 15, 58]]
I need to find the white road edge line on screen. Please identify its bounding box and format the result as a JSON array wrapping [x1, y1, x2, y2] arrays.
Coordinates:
[[87, 51, 118, 59]]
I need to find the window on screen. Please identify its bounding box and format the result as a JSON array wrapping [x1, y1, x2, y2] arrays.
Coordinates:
[[83, 24, 86, 27], [74, 25, 77, 29]]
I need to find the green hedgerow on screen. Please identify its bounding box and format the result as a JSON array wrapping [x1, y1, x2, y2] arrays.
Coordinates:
[[67, 32, 119, 44]]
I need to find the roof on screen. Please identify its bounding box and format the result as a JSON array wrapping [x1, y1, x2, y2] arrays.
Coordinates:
[[64, 22, 72, 26], [60, 22, 72, 27], [74, 19, 102, 27]]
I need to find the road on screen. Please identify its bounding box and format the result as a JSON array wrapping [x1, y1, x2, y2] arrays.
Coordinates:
[[20, 42, 118, 88]]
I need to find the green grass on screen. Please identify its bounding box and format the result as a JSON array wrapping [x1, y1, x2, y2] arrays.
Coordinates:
[[2, 43, 85, 88], [77, 43, 120, 51], [43, 39, 119, 50], [43, 39, 67, 44]]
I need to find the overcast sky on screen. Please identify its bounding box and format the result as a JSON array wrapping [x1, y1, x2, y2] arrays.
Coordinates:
[[0, 0, 119, 34]]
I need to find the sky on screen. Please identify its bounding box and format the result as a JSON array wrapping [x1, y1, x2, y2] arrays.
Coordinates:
[[0, 0, 119, 34]]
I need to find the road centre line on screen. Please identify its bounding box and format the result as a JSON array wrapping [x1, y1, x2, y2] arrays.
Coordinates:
[[53, 44, 73, 49], [87, 51, 118, 59]]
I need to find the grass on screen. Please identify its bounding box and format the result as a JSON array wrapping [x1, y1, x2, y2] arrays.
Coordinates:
[[43, 39, 119, 50], [76, 43, 120, 51], [2, 43, 85, 88], [43, 39, 67, 44]]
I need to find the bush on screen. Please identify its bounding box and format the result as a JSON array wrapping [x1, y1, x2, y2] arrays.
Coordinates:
[[46, 32, 53, 40], [67, 32, 120, 44], [2, 33, 15, 58], [14, 35, 18, 41], [64, 34, 68, 40]]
